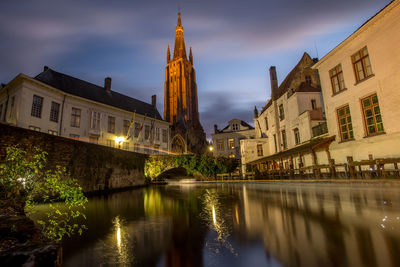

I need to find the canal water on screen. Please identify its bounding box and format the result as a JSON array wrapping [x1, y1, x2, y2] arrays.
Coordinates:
[[44, 182, 400, 266]]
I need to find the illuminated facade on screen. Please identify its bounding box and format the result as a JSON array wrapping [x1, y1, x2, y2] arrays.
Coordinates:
[[0, 67, 170, 154], [313, 0, 400, 163], [164, 12, 206, 154]]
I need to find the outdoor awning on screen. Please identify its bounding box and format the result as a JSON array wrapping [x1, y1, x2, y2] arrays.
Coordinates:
[[247, 135, 335, 165]]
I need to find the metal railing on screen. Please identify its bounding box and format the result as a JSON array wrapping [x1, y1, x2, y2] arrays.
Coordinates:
[[312, 122, 328, 137]]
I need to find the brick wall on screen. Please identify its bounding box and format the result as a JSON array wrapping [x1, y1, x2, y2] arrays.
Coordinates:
[[0, 123, 147, 192]]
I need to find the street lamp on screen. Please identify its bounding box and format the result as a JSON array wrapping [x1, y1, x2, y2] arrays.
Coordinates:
[[115, 136, 125, 149], [209, 146, 214, 152]]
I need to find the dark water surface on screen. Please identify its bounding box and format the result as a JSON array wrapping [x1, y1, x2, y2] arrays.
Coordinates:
[[51, 182, 400, 266]]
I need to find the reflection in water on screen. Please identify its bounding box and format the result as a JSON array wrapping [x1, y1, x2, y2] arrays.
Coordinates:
[[49, 183, 400, 267]]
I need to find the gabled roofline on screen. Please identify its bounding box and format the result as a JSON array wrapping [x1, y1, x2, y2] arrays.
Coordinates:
[[313, 0, 398, 68]]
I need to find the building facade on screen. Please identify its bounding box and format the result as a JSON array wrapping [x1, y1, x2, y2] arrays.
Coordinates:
[[312, 0, 400, 163], [164, 12, 206, 154], [241, 53, 330, 174], [211, 119, 255, 160], [0, 67, 170, 154]]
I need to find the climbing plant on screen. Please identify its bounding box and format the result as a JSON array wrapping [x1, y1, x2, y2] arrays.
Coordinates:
[[0, 146, 88, 242]]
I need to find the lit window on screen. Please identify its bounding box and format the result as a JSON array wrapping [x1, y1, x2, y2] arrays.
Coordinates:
[[31, 95, 43, 118], [71, 108, 81, 128], [228, 138, 235, 149], [217, 139, 224, 151], [281, 130, 287, 149], [229, 154, 235, 158], [49, 102, 60, 122], [361, 94, 384, 136], [106, 139, 115, 147], [107, 116, 115, 133], [329, 64, 345, 94], [91, 111, 101, 130], [48, 130, 58, 136], [279, 104, 284, 121], [352, 46, 373, 82], [294, 128, 300, 145], [257, 144, 263, 156], [123, 142, 129, 150], [337, 105, 354, 141], [29, 125, 40, 132]]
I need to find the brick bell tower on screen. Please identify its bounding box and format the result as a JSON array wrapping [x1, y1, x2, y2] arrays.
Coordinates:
[[164, 12, 206, 154]]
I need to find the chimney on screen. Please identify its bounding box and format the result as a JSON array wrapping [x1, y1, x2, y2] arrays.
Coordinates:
[[151, 95, 157, 107], [104, 77, 112, 92], [44, 66, 49, 72], [269, 66, 278, 100], [214, 124, 218, 134]]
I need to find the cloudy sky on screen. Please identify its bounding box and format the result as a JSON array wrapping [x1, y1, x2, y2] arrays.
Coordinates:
[[0, 0, 391, 138]]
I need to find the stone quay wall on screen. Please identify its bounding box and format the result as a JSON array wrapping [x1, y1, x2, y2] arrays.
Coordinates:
[[0, 123, 147, 193]]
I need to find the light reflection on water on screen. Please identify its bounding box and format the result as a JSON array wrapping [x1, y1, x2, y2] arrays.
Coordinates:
[[54, 182, 400, 267]]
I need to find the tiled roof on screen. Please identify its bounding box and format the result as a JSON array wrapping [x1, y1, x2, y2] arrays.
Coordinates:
[[35, 68, 162, 120]]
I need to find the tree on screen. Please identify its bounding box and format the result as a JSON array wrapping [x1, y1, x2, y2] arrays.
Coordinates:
[[0, 146, 88, 241]]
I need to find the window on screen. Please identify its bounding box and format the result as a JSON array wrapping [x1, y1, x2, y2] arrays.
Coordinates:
[[49, 102, 60, 122], [134, 145, 140, 152], [337, 105, 354, 141], [69, 134, 79, 139], [281, 130, 287, 149], [90, 111, 100, 130], [294, 128, 300, 145], [145, 125, 150, 140], [48, 130, 58, 135], [232, 124, 239, 131], [162, 129, 168, 143], [257, 144, 263, 157], [31, 95, 43, 118], [279, 104, 284, 120], [71, 108, 81, 127], [305, 75, 312, 84], [265, 116, 269, 130], [228, 138, 235, 149], [123, 120, 130, 136], [311, 99, 317, 110], [273, 134, 277, 152], [107, 116, 115, 133], [134, 122, 140, 138], [352, 46, 373, 82], [106, 139, 115, 147], [156, 128, 160, 141], [329, 64, 345, 94], [361, 94, 384, 136], [29, 125, 40, 132], [217, 139, 224, 151]]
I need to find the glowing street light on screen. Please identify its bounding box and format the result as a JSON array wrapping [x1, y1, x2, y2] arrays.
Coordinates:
[[115, 136, 125, 148], [209, 146, 214, 152]]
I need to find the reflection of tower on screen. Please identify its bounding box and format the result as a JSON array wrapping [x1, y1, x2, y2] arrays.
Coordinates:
[[164, 12, 206, 154]]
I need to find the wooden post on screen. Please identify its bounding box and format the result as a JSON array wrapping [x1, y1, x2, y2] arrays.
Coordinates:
[[330, 159, 337, 179], [347, 156, 356, 179], [394, 162, 399, 177], [368, 154, 375, 178], [298, 154, 304, 178], [311, 150, 319, 178], [289, 156, 294, 179]]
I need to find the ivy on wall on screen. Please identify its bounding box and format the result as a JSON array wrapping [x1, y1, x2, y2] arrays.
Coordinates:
[[145, 154, 238, 180]]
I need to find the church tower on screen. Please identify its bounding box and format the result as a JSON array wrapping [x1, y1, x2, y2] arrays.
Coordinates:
[[164, 12, 206, 154]]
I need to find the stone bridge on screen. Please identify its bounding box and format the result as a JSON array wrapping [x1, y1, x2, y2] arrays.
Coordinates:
[[145, 155, 196, 181]]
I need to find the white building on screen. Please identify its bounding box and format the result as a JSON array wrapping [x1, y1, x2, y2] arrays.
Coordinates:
[[211, 119, 255, 160], [241, 53, 330, 174], [312, 0, 400, 163], [0, 66, 170, 154]]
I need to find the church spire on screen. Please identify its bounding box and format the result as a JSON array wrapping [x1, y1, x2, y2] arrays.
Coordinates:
[[173, 12, 187, 59], [189, 47, 193, 64], [167, 45, 171, 63]]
